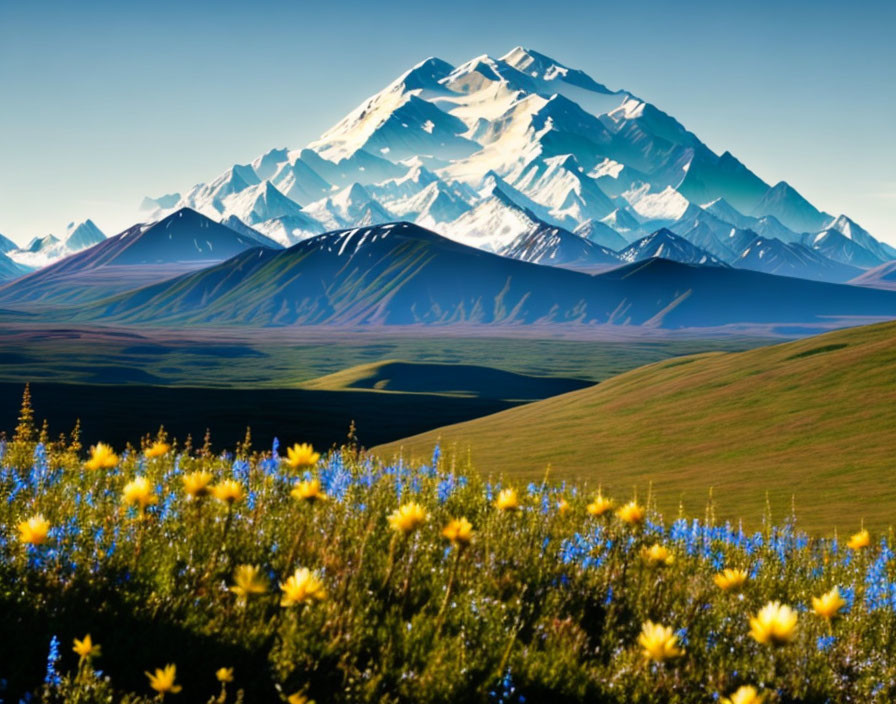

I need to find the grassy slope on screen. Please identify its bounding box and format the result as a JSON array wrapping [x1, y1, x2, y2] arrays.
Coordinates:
[[301, 360, 590, 400], [376, 321, 896, 531]]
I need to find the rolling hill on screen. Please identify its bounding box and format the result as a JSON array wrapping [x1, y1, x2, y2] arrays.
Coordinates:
[[375, 320, 896, 531], [301, 360, 590, 400], [72, 223, 896, 330]]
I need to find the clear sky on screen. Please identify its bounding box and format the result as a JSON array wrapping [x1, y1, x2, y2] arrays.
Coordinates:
[[1, 0, 893, 245]]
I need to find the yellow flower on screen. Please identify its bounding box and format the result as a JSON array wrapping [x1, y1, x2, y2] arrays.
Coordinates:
[[85, 443, 119, 471], [280, 567, 327, 607], [215, 667, 234, 683], [291, 478, 327, 503], [586, 493, 613, 517], [17, 514, 50, 546], [284, 443, 320, 470], [145, 664, 182, 696], [812, 587, 846, 622], [494, 488, 519, 512], [749, 601, 798, 646], [714, 568, 749, 593], [641, 543, 674, 567], [72, 634, 101, 662], [288, 693, 316, 704], [637, 620, 684, 662], [122, 476, 158, 512], [145, 441, 170, 459], [616, 500, 645, 526], [213, 479, 244, 504], [230, 564, 268, 601], [182, 471, 213, 499], [721, 685, 766, 704], [387, 502, 428, 535], [442, 517, 474, 547], [847, 529, 870, 551], [557, 498, 570, 515]]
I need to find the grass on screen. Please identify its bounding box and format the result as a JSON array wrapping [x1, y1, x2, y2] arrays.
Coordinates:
[[0, 325, 770, 387], [3, 425, 895, 703], [375, 321, 896, 532]]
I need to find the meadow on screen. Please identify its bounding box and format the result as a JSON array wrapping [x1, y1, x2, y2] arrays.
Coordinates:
[[2, 391, 895, 703]]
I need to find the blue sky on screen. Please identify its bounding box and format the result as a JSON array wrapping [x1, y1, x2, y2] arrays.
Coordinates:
[[1, 0, 894, 245]]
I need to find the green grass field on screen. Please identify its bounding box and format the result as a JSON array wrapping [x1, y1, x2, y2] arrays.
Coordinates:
[[376, 321, 896, 532], [0, 325, 768, 387]]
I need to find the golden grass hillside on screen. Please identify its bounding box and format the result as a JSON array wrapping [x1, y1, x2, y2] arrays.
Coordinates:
[[376, 321, 896, 531]]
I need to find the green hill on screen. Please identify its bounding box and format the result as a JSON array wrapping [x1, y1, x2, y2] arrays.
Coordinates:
[[376, 321, 896, 531], [301, 360, 589, 400]]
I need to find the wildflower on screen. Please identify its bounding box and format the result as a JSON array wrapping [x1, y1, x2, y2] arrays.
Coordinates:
[[288, 693, 315, 704], [18, 514, 51, 545], [749, 601, 798, 646], [641, 543, 674, 567], [280, 567, 327, 606], [291, 478, 327, 504], [213, 479, 244, 505], [721, 686, 766, 704], [616, 500, 645, 526], [145, 441, 170, 459], [284, 443, 320, 470], [85, 443, 119, 471], [442, 517, 473, 547], [638, 621, 684, 662], [557, 498, 570, 514], [847, 529, 870, 551], [587, 493, 614, 516], [216, 667, 234, 683], [182, 471, 213, 499], [230, 564, 268, 601], [122, 476, 158, 512], [812, 587, 846, 622], [495, 488, 519, 512], [72, 634, 101, 663], [387, 502, 428, 535], [714, 568, 748, 593], [145, 664, 182, 696]]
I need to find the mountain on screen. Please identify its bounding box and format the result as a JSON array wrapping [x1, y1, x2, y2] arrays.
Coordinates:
[[573, 219, 629, 250], [140, 193, 181, 212], [0, 252, 31, 281], [25, 234, 60, 253], [750, 181, 830, 234], [73, 222, 896, 330], [498, 224, 620, 270], [826, 215, 896, 261], [135, 47, 892, 276], [0, 208, 274, 306], [619, 229, 727, 266], [374, 320, 896, 531], [218, 215, 284, 249], [801, 228, 884, 269], [64, 219, 106, 250], [0, 233, 17, 254], [730, 233, 862, 283], [849, 261, 896, 291]]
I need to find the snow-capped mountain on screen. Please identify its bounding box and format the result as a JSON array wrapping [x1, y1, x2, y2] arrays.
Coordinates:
[[619, 229, 727, 267], [498, 223, 620, 270], [6, 219, 108, 268], [64, 219, 106, 250], [130, 46, 891, 281]]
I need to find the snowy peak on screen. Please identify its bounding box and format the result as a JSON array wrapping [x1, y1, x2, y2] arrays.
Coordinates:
[[619, 228, 727, 266], [65, 219, 106, 250]]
